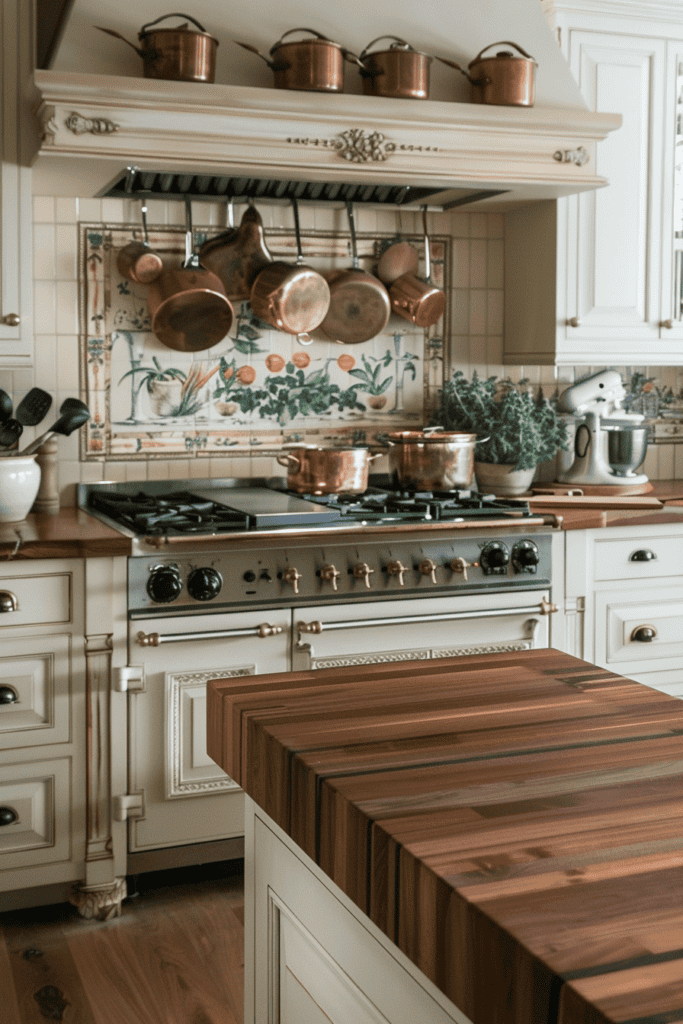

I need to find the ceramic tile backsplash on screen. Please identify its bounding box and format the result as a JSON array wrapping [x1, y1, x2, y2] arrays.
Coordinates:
[[0, 195, 679, 506]]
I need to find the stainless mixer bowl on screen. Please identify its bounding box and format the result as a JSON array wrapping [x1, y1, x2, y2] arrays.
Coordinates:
[[606, 425, 648, 476]]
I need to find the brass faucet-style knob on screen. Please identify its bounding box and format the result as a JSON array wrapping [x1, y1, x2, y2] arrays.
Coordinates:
[[448, 557, 478, 582], [417, 558, 438, 584], [319, 564, 341, 591], [281, 567, 302, 594], [386, 560, 408, 586], [352, 562, 375, 589]]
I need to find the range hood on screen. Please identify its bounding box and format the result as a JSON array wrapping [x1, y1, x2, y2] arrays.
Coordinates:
[[30, 70, 620, 210]]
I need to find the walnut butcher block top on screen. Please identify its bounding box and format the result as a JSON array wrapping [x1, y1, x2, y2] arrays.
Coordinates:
[[0, 508, 131, 559], [207, 649, 683, 1024]]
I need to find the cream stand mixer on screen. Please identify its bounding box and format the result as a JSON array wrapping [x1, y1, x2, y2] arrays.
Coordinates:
[[556, 370, 650, 489]]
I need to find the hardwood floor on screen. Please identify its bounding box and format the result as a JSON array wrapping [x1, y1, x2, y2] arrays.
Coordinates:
[[0, 860, 244, 1024]]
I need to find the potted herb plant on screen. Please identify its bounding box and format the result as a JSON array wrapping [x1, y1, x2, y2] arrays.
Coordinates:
[[431, 371, 569, 494]]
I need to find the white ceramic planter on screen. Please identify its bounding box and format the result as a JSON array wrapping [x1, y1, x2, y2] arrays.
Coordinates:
[[0, 455, 41, 522], [474, 462, 536, 496]]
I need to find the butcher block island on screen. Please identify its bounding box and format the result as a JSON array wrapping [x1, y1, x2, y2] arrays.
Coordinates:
[[207, 649, 683, 1024]]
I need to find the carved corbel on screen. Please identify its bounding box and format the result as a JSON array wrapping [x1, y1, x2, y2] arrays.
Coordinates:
[[553, 146, 590, 166], [65, 112, 120, 136]]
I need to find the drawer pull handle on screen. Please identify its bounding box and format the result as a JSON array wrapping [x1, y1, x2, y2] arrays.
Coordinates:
[[0, 807, 18, 826], [629, 549, 656, 562], [0, 591, 18, 613], [0, 686, 18, 704], [631, 624, 657, 643]]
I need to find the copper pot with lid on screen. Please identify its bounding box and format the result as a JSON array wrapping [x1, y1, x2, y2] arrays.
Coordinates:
[[235, 28, 362, 92], [359, 36, 432, 99], [439, 41, 536, 107], [383, 427, 487, 491], [276, 446, 382, 495], [96, 14, 219, 83]]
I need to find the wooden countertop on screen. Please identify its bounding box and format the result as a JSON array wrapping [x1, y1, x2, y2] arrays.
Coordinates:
[[207, 649, 683, 1024], [0, 507, 132, 559]]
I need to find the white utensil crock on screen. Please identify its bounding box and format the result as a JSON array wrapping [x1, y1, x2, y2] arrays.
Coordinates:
[[0, 455, 41, 522]]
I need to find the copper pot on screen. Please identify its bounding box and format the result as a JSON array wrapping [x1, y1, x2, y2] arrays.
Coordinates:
[[199, 204, 272, 302], [318, 202, 390, 345], [96, 14, 218, 83], [389, 207, 446, 327], [116, 200, 163, 285], [277, 446, 382, 494], [147, 199, 233, 352], [235, 28, 361, 92], [359, 36, 432, 99], [384, 428, 485, 491], [439, 41, 536, 107], [250, 197, 330, 336]]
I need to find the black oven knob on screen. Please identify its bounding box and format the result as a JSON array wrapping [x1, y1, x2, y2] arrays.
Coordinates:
[[147, 565, 183, 604], [187, 567, 223, 601], [512, 540, 539, 573], [480, 542, 509, 575]]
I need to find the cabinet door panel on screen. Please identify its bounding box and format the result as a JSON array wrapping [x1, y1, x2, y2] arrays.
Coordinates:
[[595, 587, 683, 673], [0, 757, 72, 870], [0, 633, 71, 748]]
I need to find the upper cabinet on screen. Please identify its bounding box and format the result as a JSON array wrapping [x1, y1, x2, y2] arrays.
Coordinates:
[[505, 0, 683, 367], [0, 0, 33, 366]]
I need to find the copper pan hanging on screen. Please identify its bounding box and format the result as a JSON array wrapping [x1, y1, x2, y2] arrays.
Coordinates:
[[389, 206, 445, 327], [116, 199, 164, 285], [317, 202, 390, 345], [147, 198, 234, 352], [199, 202, 273, 302]]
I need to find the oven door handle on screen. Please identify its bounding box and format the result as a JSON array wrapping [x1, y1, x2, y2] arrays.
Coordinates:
[[135, 623, 284, 646], [297, 598, 557, 639]]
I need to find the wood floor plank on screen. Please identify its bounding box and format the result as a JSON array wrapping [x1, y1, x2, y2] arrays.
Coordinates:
[[0, 929, 22, 1024]]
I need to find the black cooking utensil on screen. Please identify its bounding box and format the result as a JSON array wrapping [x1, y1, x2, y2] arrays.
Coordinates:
[[0, 389, 12, 423], [0, 418, 23, 448], [59, 397, 89, 415], [19, 406, 90, 456], [15, 387, 52, 426]]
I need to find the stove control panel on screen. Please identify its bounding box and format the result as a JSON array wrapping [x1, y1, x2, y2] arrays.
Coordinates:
[[129, 531, 552, 617]]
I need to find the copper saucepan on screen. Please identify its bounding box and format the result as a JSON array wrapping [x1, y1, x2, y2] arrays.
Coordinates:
[[250, 197, 330, 337], [318, 202, 391, 345], [147, 198, 234, 352], [235, 28, 362, 93], [438, 41, 536, 107], [383, 428, 487, 491], [358, 36, 432, 99], [116, 199, 164, 285], [389, 207, 446, 327], [96, 14, 219, 83], [277, 446, 382, 495], [199, 203, 272, 302]]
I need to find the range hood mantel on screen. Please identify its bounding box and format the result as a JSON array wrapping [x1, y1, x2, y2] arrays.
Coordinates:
[[31, 71, 621, 209]]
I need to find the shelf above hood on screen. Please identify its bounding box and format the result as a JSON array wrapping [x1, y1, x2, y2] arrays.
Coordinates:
[[30, 71, 621, 209]]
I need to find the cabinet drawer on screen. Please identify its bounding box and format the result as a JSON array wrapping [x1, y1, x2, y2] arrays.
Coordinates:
[[592, 536, 683, 581], [0, 757, 72, 870], [0, 572, 72, 627], [0, 633, 72, 749], [595, 588, 683, 670]]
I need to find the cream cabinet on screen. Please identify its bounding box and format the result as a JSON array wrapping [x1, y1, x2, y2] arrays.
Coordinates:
[[564, 524, 683, 698], [0, 560, 87, 901], [0, 0, 33, 365], [506, 0, 683, 366]]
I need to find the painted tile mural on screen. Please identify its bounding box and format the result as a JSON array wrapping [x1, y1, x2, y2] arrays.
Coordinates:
[[79, 220, 449, 460]]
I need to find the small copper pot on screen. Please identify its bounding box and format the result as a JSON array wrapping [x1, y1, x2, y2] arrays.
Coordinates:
[[96, 14, 218, 83], [439, 41, 536, 107], [359, 36, 432, 100], [235, 28, 362, 92], [389, 207, 445, 327], [116, 200, 163, 285], [277, 447, 382, 494]]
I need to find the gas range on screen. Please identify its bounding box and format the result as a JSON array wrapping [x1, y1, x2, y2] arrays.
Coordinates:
[[79, 478, 555, 617]]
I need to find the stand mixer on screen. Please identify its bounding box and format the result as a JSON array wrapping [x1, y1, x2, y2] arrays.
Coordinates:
[[557, 370, 650, 488]]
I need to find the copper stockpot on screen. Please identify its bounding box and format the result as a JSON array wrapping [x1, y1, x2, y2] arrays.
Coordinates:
[[439, 41, 536, 107], [276, 446, 382, 495], [384, 429, 485, 491], [199, 204, 272, 302], [250, 198, 330, 336], [318, 202, 390, 345], [96, 14, 218, 83], [389, 207, 446, 327], [116, 200, 163, 285], [147, 199, 233, 352], [359, 36, 432, 99], [235, 28, 361, 92]]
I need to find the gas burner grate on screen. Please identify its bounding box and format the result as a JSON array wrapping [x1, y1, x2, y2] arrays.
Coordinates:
[[89, 490, 248, 536], [291, 488, 533, 522]]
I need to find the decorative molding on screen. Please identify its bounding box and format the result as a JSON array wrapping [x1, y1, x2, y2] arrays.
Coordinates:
[[84, 632, 114, 864], [166, 668, 249, 797], [286, 128, 439, 163], [70, 876, 127, 921], [433, 641, 533, 658], [38, 105, 58, 145], [311, 650, 431, 670], [554, 146, 590, 166], [65, 111, 119, 135]]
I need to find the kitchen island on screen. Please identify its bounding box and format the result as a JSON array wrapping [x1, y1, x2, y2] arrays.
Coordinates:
[[207, 649, 683, 1024]]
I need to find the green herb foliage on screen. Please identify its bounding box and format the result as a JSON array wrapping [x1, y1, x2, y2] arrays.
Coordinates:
[[431, 371, 569, 470]]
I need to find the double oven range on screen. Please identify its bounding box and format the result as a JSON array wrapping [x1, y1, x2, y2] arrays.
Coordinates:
[[80, 477, 558, 867]]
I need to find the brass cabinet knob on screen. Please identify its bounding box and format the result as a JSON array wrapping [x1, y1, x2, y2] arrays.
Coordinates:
[[0, 591, 18, 613], [417, 558, 438, 584], [352, 562, 374, 589], [1, 313, 20, 326], [386, 560, 408, 586], [319, 564, 341, 591], [257, 623, 284, 637], [661, 319, 673, 329], [567, 316, 580, 328], [631, 624, 657, 642]]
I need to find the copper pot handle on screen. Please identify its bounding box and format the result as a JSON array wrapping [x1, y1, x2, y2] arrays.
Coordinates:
[[360, 36, 411, 59], [94, 27, 146, 59], [368, 452, 384, 463], [469, 41, 534, 66], [140, 13, 209, 35], [234, 41, 277, 70], [271, 27, 332, 50], [276, 453, 301, 469], [434, 55, 470, 79]]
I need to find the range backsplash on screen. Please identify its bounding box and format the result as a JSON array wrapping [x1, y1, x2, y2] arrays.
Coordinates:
[[5, 195, 683, 504]]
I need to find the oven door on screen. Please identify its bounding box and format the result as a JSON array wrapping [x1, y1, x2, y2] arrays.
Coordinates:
[[125, 609, 289, 861], [292, 590, 553, 672]]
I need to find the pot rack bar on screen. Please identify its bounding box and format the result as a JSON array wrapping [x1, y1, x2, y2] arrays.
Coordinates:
[[105, 165, 504, 209]]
